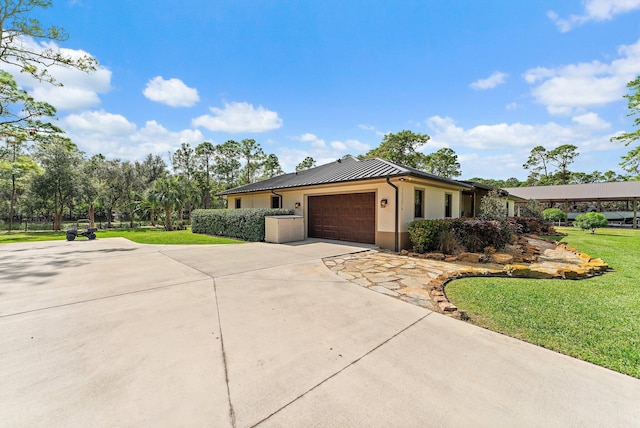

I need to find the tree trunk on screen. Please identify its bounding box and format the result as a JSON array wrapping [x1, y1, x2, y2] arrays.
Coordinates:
[[164, 207, 173, 231], [89, 203, 95, 228], [54, 212, 63, 231], [8, 174, 15, 232], [150, 207, 156, 226]]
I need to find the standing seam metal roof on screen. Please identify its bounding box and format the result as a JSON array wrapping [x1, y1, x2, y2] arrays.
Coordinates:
[[505, 181, 640, 201], [218, 157, 471, 195]]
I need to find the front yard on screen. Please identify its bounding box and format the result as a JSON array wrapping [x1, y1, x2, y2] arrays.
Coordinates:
[[446, 227, 640, 378], [0, 228, 244, 245]]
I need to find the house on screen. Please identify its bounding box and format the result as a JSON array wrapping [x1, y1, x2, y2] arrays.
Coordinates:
[[218, 157, 513, 250]]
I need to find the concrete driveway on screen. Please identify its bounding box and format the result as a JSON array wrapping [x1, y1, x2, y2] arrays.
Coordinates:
[[1, 238, 638, 427]]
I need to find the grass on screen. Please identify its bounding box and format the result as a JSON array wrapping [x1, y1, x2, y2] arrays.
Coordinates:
[[446, 227, 640, 378], [0, 227, 244, 245]]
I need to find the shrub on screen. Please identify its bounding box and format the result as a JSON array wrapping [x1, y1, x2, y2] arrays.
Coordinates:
[[454, 219, 510, 253], [408, 219, 452, 253], [479, 189, 507, 220], [519, 199, 544, 220], [542, 208, 567, 223], [191, 208, 294, 241], [408, 218, 513, 254], [573, 212, 608, 234], [438, 228, 464, 255], [508, 217, 542, 234]]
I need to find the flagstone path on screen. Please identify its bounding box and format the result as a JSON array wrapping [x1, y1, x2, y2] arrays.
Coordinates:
[[323, 238, 609, 319]]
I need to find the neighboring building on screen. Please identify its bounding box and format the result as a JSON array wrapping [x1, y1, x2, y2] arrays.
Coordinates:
[[219, 157, 513, 250], [505, 182, 640, 228]]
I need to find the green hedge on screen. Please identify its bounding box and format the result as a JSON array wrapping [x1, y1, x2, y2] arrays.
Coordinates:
[[191, 208, 294, 241]]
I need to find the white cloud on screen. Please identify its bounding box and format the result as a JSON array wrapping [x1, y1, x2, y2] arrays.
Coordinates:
[[143, 76, 199, 107], [549, 0, 640, 32], [358, 123, 386, 136], [294, 133, 325, 148], [7, 37, 111, 111], [331, 141, 347, 150], [571, 112, 611, 130], [524, 38, 640, 114], [61, 110, 204, 160], [469, 72, 508, 90], [192, 101, 282, 133], [425, 114, 622, 179]]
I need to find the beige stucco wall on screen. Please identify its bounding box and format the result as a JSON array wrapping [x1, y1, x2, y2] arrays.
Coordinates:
[[224, 177, 468, 250]]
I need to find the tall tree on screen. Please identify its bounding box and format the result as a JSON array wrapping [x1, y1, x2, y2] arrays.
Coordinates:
[[547, 144, 578, 185], [239, 138, 265, 184], [296, 156, 316, 172], [0, 0, 97, 85], [611, 76, 640, 147], [612, 76, 640, 175], [262, 153, 284, 178], [135, 153, 167, 188], [523, 146, 550, 180], [365, 130, 430, 167], [172, 142, 196, 180], [419, 147, 461, 178], [0, 133, 39, 231], [214, 140, 241, 189], [195, 141, 216, 208], [30, 136, 82, 230]]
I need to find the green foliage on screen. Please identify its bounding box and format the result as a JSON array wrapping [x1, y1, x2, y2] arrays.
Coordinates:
[[418, 147, 461, 178], [365, 130, 430, 167], [542, 207, 566, 222], [479, 189, 507, 220], [523, 144, 580, 185], [408, 219, 453, 253], [296, 156, 316, 172], [611, 76, 640, 147], [0, 0, 98, 85], [192, 208, 293, 241], [573, 212, 608, 233]]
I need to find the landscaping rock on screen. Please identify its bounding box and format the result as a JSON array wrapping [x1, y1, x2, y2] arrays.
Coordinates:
[[458, 252, 481, 263], [490, 253, 514, 265]]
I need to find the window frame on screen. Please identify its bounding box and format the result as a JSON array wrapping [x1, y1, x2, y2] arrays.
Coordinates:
[[235, 198, 241, 209], [444, 193, 452, 218], [414, 188, 424, 218], [271, 195, 281, 209]]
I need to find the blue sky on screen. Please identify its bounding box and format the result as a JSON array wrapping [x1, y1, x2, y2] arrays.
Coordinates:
[[12, 0, 640, 179]]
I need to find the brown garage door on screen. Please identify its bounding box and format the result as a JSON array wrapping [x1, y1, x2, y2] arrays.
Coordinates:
[[308, 193, 375, 244]]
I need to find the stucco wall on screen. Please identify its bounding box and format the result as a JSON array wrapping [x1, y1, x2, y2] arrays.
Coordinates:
[[224, 177, 467, 250]]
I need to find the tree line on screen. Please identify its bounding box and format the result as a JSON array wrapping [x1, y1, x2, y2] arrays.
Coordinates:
[[2, 1, 639, 232]]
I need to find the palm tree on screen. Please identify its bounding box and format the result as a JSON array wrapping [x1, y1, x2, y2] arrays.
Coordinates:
[[151, 177, 181, 231]]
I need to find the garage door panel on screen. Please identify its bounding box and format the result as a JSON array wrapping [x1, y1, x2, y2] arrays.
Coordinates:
[[308, 193, 375, 244]]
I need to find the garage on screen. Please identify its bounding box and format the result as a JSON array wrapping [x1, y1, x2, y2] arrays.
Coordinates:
[[308, 193, 376, 244]]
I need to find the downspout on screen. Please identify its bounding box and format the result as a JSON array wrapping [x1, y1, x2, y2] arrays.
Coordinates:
[[386, 177, 399, 252], [271, 190, 283, 208]]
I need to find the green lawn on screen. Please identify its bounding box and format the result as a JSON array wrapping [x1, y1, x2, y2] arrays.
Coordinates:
[[0, 227, 244, 245], [446, 227, 640, 378]]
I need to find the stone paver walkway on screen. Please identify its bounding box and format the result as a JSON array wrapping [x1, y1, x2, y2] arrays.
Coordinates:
[[323, 238, 609, 318]]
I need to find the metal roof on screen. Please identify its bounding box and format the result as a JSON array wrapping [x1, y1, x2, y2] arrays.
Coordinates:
[[218, 157, 472, 195], [505, 181, 640, 202]]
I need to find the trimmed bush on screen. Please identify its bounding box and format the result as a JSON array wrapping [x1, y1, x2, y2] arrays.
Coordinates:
[[408, 219, 453, 253], [573, 212, 608, 234], [542, 208, 567, 223], [191, 208, 294, 241]]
